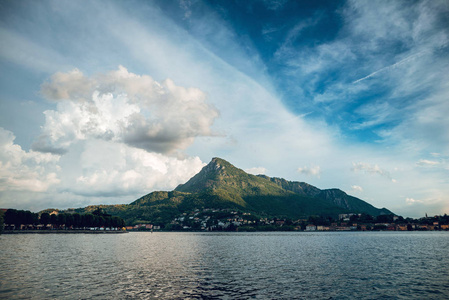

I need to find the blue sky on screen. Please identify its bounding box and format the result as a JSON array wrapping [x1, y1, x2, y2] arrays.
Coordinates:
[[0, 0, 448, 217]]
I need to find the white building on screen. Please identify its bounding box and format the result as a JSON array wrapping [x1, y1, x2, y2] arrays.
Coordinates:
[[306, 224, 317, 231]]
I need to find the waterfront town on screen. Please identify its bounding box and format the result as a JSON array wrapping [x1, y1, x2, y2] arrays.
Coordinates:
[[125, 208, 449, 232], [2, 207, 448, 233]]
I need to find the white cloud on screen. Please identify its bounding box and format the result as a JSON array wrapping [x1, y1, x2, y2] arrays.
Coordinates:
[[40, 68, 94, 101], [352, 49, 431, 84], [0, 128, 60, 193], [297, 165, 321, 178], [351, 185, 363, 193], [67, 140, 204, 196], [416, 159, 439, 166], [351, 162, 396, 183], [352, 162, 388, 176], [0, 125, 206, 209], [273, 0, 449, 156], [406, 197, 424, 205], [34, 66, 219, 154], [1, 0, 447, 218], [345, 1, 449, 156], [245, 167, 267, 175], [18, 65, 218, 206]]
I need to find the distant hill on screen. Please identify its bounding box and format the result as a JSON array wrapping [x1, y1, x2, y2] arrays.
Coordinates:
[[257, 175, 392, 217], [72, 157, 393, 225]]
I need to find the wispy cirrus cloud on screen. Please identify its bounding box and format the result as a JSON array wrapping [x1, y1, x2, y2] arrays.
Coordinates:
[[352, 49, 433, 84], [351, 162, 396, 183], [0, 28, 71, 73], [271, 0, 449, 158], [415, 156, 449, 171], [416, 159, 440, 166]]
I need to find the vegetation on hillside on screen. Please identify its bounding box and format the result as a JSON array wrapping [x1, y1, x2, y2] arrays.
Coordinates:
[[3, 158, 395, 229], [71, 157, 393, 226]]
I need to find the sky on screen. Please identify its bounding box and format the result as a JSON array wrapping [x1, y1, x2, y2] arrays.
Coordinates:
[[0, 0, 448, 218]]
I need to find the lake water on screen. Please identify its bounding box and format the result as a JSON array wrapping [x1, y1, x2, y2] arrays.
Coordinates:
[[1, 231, 448, 299]]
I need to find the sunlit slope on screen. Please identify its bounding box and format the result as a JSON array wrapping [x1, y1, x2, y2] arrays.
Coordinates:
[[85, 157, 392, 225]]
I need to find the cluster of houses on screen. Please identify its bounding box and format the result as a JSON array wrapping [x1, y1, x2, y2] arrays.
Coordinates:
[[4, 207, 447, 232], [305, 213, 448, 231], [173, 209, 256, 230], [126, 209, 449, 232], [125, 224, 161, 231], [304, 222, 449, 231]]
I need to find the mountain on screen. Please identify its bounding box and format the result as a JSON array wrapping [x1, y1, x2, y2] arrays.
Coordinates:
[[258, 175, 392, 217], [174, 157, 391, 217], [74, 157, 393, 225]]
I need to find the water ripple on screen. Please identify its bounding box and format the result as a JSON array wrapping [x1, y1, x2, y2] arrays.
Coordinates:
[[1, 232, 448, 299]]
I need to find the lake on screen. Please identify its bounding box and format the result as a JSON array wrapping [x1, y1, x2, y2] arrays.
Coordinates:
[[1, 231, 448, 299]]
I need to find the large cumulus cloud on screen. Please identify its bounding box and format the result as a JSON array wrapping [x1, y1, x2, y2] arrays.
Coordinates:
[[35, 66, 219, 154], [0, 128, 60, 193], [68, 140, 205, 197], [0, 124, 206, 209], [0, 67, 218, 210]]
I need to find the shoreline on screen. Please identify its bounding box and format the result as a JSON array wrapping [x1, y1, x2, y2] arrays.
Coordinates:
[[2, 229, 128, 234]]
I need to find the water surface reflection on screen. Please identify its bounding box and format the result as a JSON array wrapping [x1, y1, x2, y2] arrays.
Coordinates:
[[1, 232, 448, 299]]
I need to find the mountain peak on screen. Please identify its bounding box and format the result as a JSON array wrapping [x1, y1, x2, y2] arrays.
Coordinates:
[[175, 157, 244, 193], [209, 157, 227, 170], [211, 157, 224, 164], [202, 157, 232, 175], [207, 157, 240, 174], [174, 157, 392, 217]]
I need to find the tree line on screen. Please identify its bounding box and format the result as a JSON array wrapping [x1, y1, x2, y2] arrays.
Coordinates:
[[3, 208, 125, 230]]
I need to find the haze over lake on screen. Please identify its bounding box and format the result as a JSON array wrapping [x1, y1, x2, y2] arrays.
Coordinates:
[[1, 232, 448, 299]]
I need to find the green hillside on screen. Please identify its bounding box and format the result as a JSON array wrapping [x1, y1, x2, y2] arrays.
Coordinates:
[[261, 176, 392, 216], [72, 157, 392, 226]]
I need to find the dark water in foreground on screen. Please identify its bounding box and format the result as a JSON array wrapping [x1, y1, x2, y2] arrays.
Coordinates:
[[1, 232, 448, 299]]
